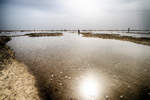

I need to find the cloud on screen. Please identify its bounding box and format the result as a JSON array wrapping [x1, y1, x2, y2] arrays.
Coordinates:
[[0, 0, 150, 29]]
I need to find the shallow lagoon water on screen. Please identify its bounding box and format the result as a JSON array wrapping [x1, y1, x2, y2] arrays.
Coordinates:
[[7, 32, 150, 100]]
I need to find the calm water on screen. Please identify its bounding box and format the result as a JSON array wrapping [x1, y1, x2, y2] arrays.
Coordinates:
[[7, 32, 150, 100]]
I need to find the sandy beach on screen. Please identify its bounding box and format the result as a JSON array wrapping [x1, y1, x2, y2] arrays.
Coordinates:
[[0, 37, 40, 100]]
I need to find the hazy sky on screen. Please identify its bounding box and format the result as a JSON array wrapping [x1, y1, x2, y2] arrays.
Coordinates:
[[0, 0, 150, 30]]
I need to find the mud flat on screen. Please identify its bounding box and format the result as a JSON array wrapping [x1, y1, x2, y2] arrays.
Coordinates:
[[25, 33, 63, 37], [81, 32, 150, 46], [0, 36, 11, 45], [0, 36, 40, 100]]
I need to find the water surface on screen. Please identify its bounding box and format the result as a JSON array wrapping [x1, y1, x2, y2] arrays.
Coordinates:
[[7, 32, 150, 100]]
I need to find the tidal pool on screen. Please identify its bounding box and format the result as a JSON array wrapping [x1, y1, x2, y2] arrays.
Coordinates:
[[7, 32, 150, 100]]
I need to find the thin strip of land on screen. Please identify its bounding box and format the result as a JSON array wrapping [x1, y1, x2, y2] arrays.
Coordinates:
[[81, 32, 150, 46], [25, 33, 63, 37]]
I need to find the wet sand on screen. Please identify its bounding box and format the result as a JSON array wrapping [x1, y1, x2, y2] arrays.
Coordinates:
[[6, 32, 150, 100], [0, 37, 40, 100]]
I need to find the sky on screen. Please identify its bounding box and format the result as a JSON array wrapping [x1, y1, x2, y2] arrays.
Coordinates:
[[0, 0, 150, 30]]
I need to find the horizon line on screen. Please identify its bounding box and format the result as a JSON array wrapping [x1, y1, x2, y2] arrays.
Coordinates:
[[0, 29, 150, 32]]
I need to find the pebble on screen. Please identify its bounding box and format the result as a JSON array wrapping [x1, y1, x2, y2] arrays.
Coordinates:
[[68, 77, 71, 80], [120, 95, 124, 99], [65, 75, 68, 78], [51, 74, 54, 77], [60, 72, 63, 74], [59, 83, 63, 86], [105, 95, 109, 99], [144, 69, 148, 72], [127, 85, 130, 88]]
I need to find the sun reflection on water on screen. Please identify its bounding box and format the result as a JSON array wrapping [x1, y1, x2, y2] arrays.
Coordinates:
[[78, 73, 103, 100]]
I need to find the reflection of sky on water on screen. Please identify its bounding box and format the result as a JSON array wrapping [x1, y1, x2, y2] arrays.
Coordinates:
[[7, 32, 150, 100]]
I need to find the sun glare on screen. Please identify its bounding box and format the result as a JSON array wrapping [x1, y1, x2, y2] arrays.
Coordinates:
[[66, 0, 99, 15], [79, 75, 101, 99]]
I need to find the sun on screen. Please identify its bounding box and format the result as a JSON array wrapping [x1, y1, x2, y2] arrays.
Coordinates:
[[66, 0, 99, 15]]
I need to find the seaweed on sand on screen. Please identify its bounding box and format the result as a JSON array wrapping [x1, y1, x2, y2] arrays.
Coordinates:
[[0, 36, 14, 70]]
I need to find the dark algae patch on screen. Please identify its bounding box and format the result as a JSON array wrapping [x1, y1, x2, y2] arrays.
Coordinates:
[[25, 33, 63, 37], [0, 36, 14, 70], [0, 36, 11, 45], [81, 32, 150, 46]]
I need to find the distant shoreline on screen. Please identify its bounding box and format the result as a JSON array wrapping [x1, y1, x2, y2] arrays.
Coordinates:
[[0, 29, 150, 32], [0, 32, 150, 46]]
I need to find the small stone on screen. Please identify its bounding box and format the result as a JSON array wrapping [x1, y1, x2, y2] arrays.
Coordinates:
[[51, 74, 54, 77], [65, 75, 68, 78], [59, 83, 63, 86], [120, 95, 124, 98], [144, 69, 148, 72], [60, 72, 63, 74], [68, 77, 71, 80], [50, 78, 53, 81], [105, 95, 109, 98], [127, 85, 130, 88]]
